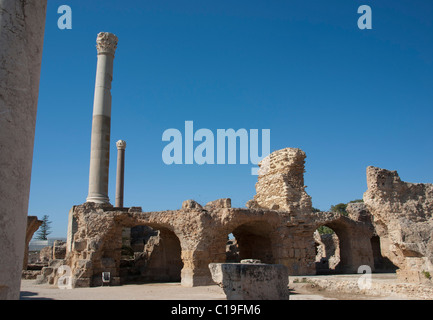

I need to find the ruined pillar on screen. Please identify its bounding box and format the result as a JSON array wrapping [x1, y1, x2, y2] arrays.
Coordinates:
[[115, 140, 126, 207], [0, 0, 47, 299], [86, 32, 118, 204]]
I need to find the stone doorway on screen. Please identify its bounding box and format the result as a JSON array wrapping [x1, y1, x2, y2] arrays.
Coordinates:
[[370, 235, 398, 273], [314, 226, 341, 274], [120, 225, 183, 283], [229, 221, 275, 264]]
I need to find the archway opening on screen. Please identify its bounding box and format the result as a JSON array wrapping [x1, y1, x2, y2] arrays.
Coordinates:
[[120, 225, 183, 284], [228, 221, 274, 264], [314, 226, 341, 274], [226, 233, 240, 263], [370, 235, 398, 273]]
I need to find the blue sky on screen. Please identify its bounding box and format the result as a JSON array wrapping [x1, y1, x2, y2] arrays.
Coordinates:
[[29, 0, 433, 238]]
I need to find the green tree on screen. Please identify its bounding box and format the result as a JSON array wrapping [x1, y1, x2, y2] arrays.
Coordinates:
[[330, 199, 363, 216], [317, 225, 334, 235], [35, 215, 52, 240], [330, 203, 348, 216], [348, 199, 363, 204]]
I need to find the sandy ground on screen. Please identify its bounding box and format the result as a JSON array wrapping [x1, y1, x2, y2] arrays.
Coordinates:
[[20, 276, 412, 300], [20, 280, 227, 300]]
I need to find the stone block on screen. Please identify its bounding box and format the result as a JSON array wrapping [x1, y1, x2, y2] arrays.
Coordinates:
[[205, 198, 232, 209], [182, 199, 202, 209], [53, 240, 66, 259], [74, 278, 91, 288], [209, 262, 289, 300], [101, 258, 116, 268], [74, 239, 87, 252]]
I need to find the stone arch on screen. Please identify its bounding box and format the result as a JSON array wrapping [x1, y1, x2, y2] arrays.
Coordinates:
[[119, 222, 183, 284], [314, 215, 374, 274], [314, 226, 341, 274], [317, 221, 353, 273], [230, 220, 276, 264]]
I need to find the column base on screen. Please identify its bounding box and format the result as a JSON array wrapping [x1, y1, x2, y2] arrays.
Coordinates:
[[86, 194, 110, 204]]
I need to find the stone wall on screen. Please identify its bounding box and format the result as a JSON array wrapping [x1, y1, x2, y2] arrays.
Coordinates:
[[364, 166, 433, 284], [63, 148, 378, 288], [252, 148, 312, 214]]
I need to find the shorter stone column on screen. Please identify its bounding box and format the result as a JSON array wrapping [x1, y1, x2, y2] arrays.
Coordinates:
[[115, 140, 126, 207]]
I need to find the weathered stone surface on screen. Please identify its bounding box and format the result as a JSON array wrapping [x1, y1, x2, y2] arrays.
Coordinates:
[[245, 199, 260, 209], [23, 216, 43, 270], [240, 259, 262, 264], [0, 0, 47, 299], [303, 275, 433, 300], [314, 231, 340, 273], [63, 148, 378, 288], [205, 198, 231, 209], [35, 259, 67, 286], [73, 239, 87, 252], [39, 246, 52, 263], [86, 32, 118, 204], [253, 148, 312, 214], [364, 166, 433, 284], [209, 263, 289, 300], [53, 240, 66, 260], [115, 140, 126, 208], [21, 270, 41, 280], [182, 199, 202, 209], [346, 202, 372, 223]]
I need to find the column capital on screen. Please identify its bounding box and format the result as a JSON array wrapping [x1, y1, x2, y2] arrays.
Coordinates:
[[96, 32, 118, 56], [116, 140, 127, 150]]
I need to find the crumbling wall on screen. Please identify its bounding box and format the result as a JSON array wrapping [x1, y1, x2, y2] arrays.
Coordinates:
[[251, 148, 312, 214], [62, 148, 378, 288], [364, 166, 433, 284]]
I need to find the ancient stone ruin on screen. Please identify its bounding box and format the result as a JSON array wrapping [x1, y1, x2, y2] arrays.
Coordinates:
[[19, 32, 433, 299], [34, 146, 408, 289], [364, 166, 433, 285], [0, 0, 430, 299]]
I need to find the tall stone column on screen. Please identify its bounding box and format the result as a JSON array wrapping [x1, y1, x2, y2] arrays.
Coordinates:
[[0, 0, 47, 299], [86, 32, 118, 204], [115, 140, 126, 207]]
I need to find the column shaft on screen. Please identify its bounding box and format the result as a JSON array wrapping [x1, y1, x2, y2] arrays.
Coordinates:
[[115, 140, 126, 207], [0, 0, 47, 299], [86, 33, 118, 204]]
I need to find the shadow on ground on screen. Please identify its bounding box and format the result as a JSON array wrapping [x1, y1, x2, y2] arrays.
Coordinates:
[[20, 291, 54, 300]]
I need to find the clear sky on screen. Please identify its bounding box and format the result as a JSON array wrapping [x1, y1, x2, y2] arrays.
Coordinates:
[[28, 0, 433, 238]]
